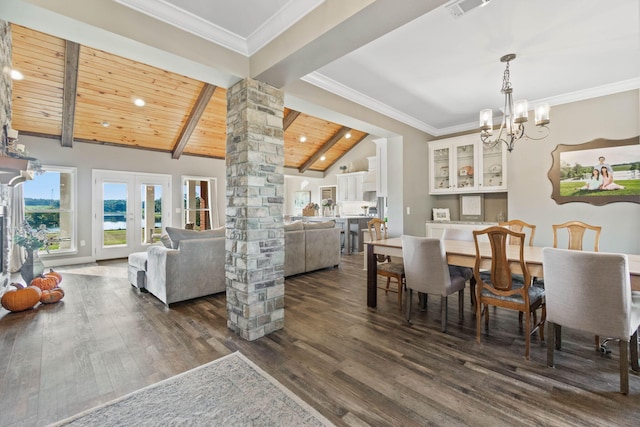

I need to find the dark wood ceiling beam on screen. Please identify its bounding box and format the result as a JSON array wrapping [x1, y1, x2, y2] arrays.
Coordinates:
[[172, 83, 217, 159], [61, 41, 80, 148], [283, 110, 300, 131], [325, 132, 369, 172], [299, 126, 351, 173]]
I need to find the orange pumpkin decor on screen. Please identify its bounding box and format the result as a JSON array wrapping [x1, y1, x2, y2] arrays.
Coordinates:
[[40, 287, 65, 304], [46, 269, 63, 284], [30, 274, 60, 291], [1, 283, 42, 312]]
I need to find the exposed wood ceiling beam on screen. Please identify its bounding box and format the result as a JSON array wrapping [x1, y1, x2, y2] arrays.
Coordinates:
[[300, 126, 351, 173], [283, 110, 300, 131], [172, 83, 217, 159], [61, 41, 80, 148], [325, 132, 369, 171]]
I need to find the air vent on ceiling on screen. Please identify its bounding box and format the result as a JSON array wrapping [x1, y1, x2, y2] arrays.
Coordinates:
[[446, 0, 491, 19]]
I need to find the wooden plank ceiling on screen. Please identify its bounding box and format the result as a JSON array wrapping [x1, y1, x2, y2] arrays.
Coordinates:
[[10, 24, 368, 172]]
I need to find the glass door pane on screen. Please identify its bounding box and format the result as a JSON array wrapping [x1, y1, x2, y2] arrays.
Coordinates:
[[141, 184, 163, 244], [102, 182, 128, 247]]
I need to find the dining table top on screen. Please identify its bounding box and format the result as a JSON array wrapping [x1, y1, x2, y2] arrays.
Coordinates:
[[366, 237, 640, 288]]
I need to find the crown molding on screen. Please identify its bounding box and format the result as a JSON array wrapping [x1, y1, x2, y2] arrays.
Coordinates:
[[535, 78, 640, 108], [247, 0, 325, 55], [302, 72, 439, 136], [115, 0, 325, 57]]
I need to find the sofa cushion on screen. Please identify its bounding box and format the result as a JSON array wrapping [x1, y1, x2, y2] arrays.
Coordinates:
[[284, 221, 304, 232], [303, 220, 335, 230], [165, 226, 225, 249]]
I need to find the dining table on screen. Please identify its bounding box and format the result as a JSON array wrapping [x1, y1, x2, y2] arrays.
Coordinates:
[[365, 237, 640, 308]]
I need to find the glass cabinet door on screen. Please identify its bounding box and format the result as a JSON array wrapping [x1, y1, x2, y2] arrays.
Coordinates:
[[453, 142, 476, 190], [431, 146, 451, 192], [481, 142, 506, 191]]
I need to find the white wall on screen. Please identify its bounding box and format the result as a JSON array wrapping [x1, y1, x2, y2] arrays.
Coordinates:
[[19, 135, 227, 263], [508, 90, 640, 254]]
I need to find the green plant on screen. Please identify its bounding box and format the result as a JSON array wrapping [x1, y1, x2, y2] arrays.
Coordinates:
[[13, 221, 51, 252]]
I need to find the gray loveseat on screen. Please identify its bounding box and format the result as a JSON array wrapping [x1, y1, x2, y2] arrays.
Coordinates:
[[284, 220, 341, 277], [129, 227, 226, 306]]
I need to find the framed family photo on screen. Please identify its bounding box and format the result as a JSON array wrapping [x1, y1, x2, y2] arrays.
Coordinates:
[[432, 208, 451, 221], [547, 136, 640, 206]]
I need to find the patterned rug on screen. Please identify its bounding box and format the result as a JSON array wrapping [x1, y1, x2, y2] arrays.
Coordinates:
[[50, 352, 333, 426]]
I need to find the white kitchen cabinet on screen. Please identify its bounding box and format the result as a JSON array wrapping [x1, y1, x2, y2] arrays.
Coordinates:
[[374, 138, 388, 197], [428, 134, 507, 194], [337, 171, 366, 202]]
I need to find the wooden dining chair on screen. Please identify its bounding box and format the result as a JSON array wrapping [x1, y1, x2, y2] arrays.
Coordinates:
[[472, 226, 546, 359], [499, 219, 536, 247], [368, 218, 405, 309], [543, 247, 640, 394], [401, 236, 466, 331], [552, 221, 601, 252]]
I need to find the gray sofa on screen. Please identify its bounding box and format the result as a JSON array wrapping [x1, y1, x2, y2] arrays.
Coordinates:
[[129, 227, 226, 306], [284, 220, 341, 277]]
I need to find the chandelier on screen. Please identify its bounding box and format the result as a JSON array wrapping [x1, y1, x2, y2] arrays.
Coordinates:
[[479, 53, 550, 152]]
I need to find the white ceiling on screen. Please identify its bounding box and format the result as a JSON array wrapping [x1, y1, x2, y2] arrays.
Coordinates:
[[14, 0, 640, 137]]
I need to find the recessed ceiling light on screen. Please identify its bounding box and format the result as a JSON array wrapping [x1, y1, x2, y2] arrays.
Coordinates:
[[299, 135, 307, 143], [345, 132, 352, 139], [101, 121, 110, 127], [320, 155, 326, 161], [10, 69, 24, 80], [134, 98, 145, 107]]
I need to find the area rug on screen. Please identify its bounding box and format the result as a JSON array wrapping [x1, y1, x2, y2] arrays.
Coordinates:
[[51, 352, 334, 426]]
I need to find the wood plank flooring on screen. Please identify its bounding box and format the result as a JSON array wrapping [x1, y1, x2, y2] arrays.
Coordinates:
[[1, 254, 639, 426]]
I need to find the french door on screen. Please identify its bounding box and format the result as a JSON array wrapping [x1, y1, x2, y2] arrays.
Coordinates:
[[92, 170, 171, 260]]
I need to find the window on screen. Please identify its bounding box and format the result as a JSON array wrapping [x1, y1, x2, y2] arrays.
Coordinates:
[[22, 166, 77, 254], [182, 176, 218, 230]]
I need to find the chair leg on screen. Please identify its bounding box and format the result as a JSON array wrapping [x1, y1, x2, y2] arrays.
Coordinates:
[[385, 277, 391, 294], [421, 293, 428, 311], [458, 289, 464, 321], [397, 277, 403, 311], [620, 339, 629, 395], [539, 304, 546, 342], [441, 295, 448, 333], [525, 309, 531, 360], [547, 321, 556, 367], [631, 329, 640, 372], [406, 289, 413, 324], [555, 324, 562, 350], [476, 301, 482, 344], [595, 335, 601, 351], [470, 277, 476, 307], [484, 304, 490, 331]]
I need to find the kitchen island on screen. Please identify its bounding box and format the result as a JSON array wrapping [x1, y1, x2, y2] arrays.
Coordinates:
[[290, 216, 373, 254]]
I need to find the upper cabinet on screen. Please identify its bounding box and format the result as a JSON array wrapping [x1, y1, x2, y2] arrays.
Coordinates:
[[428, 134, 507, 194], [337, 171, 366, 202]]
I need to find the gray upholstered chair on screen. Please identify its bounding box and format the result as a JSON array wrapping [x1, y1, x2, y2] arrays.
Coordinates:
[[442, 227, 475, 307], [472, 226, 545, 359], [401, 235, 466, 332], [543, 247, 640, 394]]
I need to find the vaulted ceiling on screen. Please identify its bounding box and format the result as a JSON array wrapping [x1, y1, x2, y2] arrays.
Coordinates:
[[10, 24, 368, 173]]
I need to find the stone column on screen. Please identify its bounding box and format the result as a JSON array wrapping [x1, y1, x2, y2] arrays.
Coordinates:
[[225, 78, 285, 341]]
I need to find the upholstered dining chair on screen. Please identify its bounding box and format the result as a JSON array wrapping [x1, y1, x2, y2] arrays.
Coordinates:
[[552, 221, 601, 252], [401, 235, 466, 332], [499, 219, 536, 247], [472, 226, 546, 359], [542, 247, 640, 394], [442, 228, 475, 307], [368, 218, 405, 309], [552, 220, 603, 349]]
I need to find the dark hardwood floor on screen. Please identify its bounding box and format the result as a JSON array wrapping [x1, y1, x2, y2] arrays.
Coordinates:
[[1, 254, 639, 426]]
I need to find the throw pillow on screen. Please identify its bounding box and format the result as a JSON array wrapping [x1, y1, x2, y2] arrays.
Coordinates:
[[165, 226, 225, 249], [160, 234, 172, 248], [303, 220, 336, 230]]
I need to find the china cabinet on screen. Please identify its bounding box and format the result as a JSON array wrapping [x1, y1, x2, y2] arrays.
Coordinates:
[[428, 134, 507, 194]]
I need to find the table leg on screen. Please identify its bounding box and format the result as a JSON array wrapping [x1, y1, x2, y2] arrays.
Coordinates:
[[367, 243, 377, 308], [345, 219, 352, 254]]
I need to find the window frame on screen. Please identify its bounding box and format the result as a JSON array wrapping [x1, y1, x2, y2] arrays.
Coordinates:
[[22, 165, 77, 256], [181, 175, 219, 230]]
